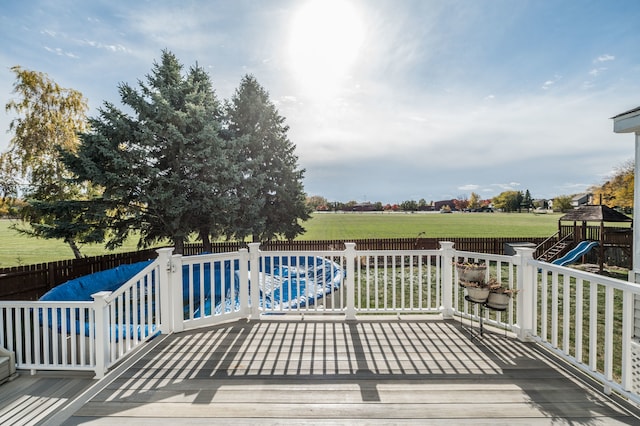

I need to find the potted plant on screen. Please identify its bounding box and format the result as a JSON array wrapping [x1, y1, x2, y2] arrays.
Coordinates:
[[455, 262, 487, 284], [486, 285, 519, 310], [461, 280, 491, 303]]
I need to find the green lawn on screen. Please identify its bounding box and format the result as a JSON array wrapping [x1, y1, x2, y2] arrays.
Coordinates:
[[0, 212, 561, 267], [0, 219, 146, 267], [299, 211, 560, 240]]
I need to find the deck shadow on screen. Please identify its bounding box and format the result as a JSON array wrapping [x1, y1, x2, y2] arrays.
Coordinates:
[[63, 318, 640, 425]]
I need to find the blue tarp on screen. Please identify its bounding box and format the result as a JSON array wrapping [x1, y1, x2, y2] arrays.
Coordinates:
[[39, 261, 153, 302], [211, 255, 344, 315], [39, 260, 154, 338], [38, 255, 344, 334]]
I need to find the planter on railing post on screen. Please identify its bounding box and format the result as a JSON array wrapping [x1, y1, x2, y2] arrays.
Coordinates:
[[439, 241, 455, 319], [344, 242, 357, 320], [156, 248, 174, 335], [514, 247, 535, 342], [91, 290, 111, 379], [238, 248, 250, 318], [248, 243, 261, 319]]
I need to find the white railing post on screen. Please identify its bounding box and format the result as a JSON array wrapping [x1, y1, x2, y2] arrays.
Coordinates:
[[248, 243, 261, 319], [91, 291, 111, 379], [344, 242, 357, 320], [622, 288, 634, 391], [238, 248, 250, 317], [514, 247, 536, 342], [170, 253, 184, 333], [156, 247, 174, 335], [439, 241, 455, 319]]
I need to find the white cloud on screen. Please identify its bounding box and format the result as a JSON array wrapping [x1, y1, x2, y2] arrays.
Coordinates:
[[541, 75, 562, 90], [80, 40, 130, 54], [589, 67, 606, 76], [459, 184, 480, 191], [44, 46, 78, 58], [595, 54, 615, 62]]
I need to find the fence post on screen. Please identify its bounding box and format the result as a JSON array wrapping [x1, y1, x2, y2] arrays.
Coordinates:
[[156, 248, 174, 335], [238, 248, 250, 317], [91, 291, 111, 379], [439, 241, 455, 319], [170, 254, 184, 333], [514, 247, 535, 342], [344, 242, 357, 320], [248, 243, 261, 319]]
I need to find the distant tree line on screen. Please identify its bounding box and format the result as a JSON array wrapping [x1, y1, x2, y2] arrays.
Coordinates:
[[306, 174, 635, 215], [2, 51, 310, 256]]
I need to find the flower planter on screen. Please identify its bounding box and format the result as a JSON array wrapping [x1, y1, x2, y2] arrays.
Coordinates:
[[487, 292, 510, 310], [466, 286, 490, 303], [456, 265, 487, 284]]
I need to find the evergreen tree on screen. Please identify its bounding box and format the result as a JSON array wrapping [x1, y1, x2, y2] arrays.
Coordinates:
[[64, 51, 233, 253], [225, 75, 310, 241], [522, 189, 533, 211]]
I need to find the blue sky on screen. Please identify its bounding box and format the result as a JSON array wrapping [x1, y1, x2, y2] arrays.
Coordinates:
[[1, 0, 640, 204]]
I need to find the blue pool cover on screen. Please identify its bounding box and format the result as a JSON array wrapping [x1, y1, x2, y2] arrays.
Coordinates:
[[39, 255, 344, 335]]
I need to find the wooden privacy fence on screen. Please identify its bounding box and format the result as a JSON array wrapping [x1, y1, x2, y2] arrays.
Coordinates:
[[183, 237, 549, 255], [0, 237, 549, 301], [0, 249, 159, 301]]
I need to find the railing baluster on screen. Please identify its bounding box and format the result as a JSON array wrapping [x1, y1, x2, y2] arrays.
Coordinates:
[[589, 280, 598, 371], [575, 278, 583, 362]]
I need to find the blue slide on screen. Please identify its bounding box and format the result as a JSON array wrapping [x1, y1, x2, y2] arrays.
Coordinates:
[[552, 241, 598, 266]]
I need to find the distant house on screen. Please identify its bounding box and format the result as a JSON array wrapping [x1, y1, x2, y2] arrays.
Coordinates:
[[434, 199, 456, 211], [351, 202, 377, 212], [533, 199, 552, 210], [571, 193, 592, 208]]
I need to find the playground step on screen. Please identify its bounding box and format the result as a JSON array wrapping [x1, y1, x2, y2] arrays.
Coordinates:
[[538, 242, 569, 262]]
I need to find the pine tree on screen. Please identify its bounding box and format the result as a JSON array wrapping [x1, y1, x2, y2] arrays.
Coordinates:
[[225, 75, 310, 241], [522, 190, 533, 211], [64, 51, 233, 253]]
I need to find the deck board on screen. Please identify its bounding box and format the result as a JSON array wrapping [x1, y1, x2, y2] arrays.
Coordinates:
[[0, 371, 94, 426], [58, 317, 640, 425]]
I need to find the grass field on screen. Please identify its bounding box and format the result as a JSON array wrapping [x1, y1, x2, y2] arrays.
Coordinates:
[[0, 219, 144, 267], [0, 212, 561, 267], [299, 211, 560, 239]]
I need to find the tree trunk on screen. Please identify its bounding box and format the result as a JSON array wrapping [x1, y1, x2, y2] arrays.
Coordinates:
[[65, 237, 83, 259], [174, 238, 184, 255], [199, 229, 212, 253]]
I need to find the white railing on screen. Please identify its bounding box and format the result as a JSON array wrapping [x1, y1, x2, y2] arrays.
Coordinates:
[[0, 253, 165, 378], [94, 258, 163, 377], [2, 242, 640, 405], [0, 300, 97, 373], [528, 257, 640, 404], [176, 250, 250, 332]]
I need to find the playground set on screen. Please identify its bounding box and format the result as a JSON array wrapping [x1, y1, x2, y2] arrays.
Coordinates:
[[538, 204, 632, 272]]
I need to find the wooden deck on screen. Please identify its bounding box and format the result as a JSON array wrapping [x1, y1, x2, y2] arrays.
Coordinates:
[[3, 316, 640, 425]]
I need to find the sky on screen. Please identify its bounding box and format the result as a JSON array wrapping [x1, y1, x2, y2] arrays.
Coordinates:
[[1, 0, 640, 205]]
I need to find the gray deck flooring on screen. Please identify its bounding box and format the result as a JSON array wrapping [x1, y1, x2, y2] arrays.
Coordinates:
[[0, 370, 94, 425], [3, 316, 640, 425]]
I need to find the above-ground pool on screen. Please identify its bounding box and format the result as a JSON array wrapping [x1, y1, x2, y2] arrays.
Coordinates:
[[38, 260, 154, 339], [210, 255, 344, 315], [40, 254, 344, 332]]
